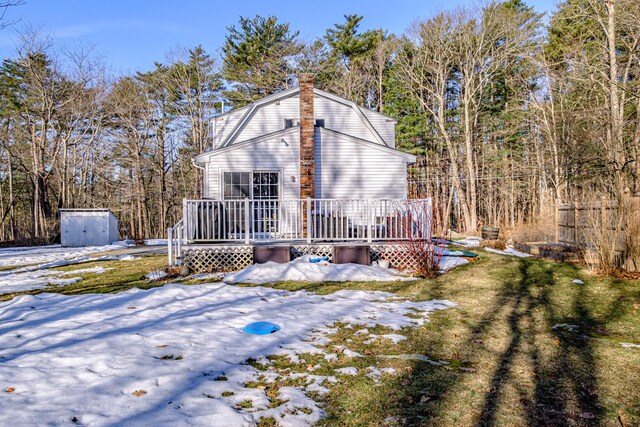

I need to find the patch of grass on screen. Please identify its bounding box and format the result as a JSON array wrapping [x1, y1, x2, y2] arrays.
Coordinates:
[[243, 376, 267, 388], [221, 391, 234, 397], [257, 417, 277, 427], [53, 255, 169, 294], [154, 354, 183, 361], [176, 276, 224, 286], [0, 265, 28, 272], [0, 255, 170, 301], [268, 397, 289, 409], [237, 399, 254, 409], [234, 251, 640, 426]]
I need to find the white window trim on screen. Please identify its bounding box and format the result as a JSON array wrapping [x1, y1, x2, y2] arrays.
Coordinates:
[[219, 169, 282, 200]]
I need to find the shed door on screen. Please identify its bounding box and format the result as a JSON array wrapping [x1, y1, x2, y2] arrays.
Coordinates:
[[67, 215, 87, 247]]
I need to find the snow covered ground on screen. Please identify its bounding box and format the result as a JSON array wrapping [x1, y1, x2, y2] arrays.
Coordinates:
[[224, 252, 472, 285], [438, 256, 470, 272], [453, 236, 482, 248], [143, 239, 168, 246], [0, 239, 170, 269], [224, 256, 418, 285], [485, 246, 532, 258], [0, 243, 128, 268], [0, 283, 454, 426]]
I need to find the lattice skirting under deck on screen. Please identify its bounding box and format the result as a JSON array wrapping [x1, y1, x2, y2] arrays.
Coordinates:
[[370, 244, 416, 271], [182, 246, 254, 273], [182, 243, 417, 273]]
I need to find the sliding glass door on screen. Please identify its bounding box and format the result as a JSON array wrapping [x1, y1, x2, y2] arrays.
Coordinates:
[[252, 172, 279, 237], [221, 171, 280, 238]]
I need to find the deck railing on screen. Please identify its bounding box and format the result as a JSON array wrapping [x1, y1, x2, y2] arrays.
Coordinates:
[[176, 197, 430, 243], [168, 197, 431, 266], [167, 219, 183, 266]]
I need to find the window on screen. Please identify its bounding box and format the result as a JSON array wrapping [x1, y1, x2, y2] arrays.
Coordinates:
[[223, 172, 251, 199], [284, 118, 299, 128], [253, 172, 279, 199], [315, 119, 325, 127], [223, 171, 279, 199]]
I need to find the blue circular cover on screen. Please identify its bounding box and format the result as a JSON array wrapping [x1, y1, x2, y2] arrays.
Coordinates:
[[242, 321, 281, 335]]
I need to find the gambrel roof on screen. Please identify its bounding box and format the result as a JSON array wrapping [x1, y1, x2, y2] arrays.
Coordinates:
[[215, 88, 395, 149]]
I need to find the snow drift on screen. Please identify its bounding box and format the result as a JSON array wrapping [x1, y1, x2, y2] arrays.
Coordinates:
[[224, 255, 418, 284]]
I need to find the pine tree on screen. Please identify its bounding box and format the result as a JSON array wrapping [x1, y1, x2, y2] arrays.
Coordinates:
[[383, 58, 427, 155], [325, 14, 376, 70], [222, 15, 302, 107]]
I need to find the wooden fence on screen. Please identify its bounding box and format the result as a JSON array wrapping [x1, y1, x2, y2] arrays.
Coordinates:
[[556, 196, 640, 271], [557, 200, 621, 247]]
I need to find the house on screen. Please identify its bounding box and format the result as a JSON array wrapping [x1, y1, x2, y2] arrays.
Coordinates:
[[168, 74, 429, 271], [194, 74, 416, 201]]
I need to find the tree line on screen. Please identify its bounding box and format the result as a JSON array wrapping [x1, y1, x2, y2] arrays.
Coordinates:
[[0, 0, 639, 243]]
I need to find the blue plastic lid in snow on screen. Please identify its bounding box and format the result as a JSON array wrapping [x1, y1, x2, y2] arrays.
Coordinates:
[[242, 321, 281, 335]]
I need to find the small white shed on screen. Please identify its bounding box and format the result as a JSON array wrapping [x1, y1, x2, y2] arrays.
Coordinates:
[[60, 209, 118, 247]]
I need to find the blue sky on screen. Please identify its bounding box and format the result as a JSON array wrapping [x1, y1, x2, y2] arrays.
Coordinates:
[[0, 0, 559, 74]]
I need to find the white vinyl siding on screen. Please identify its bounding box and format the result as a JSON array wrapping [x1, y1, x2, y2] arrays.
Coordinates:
[[313, 95, 383, 144], [212, 107, 246, 148], [314, 128, 408, 200], [232, 94, 300, 143], [202, 89, 410, 202], [205, 128, 300, 200], [359, 107, 396, 148]]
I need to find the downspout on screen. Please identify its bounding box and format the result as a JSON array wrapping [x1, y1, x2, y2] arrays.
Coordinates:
[[191, 158, 205, 171]]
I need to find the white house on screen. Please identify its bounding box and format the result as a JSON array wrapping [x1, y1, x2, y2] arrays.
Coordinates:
[[194, 74, 416, 201], [168, 73, 428, 266]]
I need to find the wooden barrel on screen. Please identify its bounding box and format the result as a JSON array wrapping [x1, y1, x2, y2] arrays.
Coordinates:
[[481, 226, 500, 240]]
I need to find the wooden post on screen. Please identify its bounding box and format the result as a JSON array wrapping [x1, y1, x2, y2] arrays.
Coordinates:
[[574, 199, 580, 246], [244, 198, 250, 244], [621, 190, 632, 267], [367, 200, 373, 243], [177, 222, 182, 266], [167, 227, 173, 266], [306, 197, 312, 244], [555, 198, 560, 242], [601, 196, 607, 238]]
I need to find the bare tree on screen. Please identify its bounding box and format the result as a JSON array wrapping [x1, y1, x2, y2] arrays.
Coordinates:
[[165, 46, 221, 199], [397, 13, 473, 230], [397, 3, 540, 232], [0, 0, 23, 29]]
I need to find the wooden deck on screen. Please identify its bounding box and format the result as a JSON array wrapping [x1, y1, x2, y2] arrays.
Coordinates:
[[168, 198, 433, 270]]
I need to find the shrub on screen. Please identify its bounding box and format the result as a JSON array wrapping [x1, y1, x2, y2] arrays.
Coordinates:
[[396, 199, 442, 278]]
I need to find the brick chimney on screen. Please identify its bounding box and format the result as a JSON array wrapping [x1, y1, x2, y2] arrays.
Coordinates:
[[299, 73, 315, 199]]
